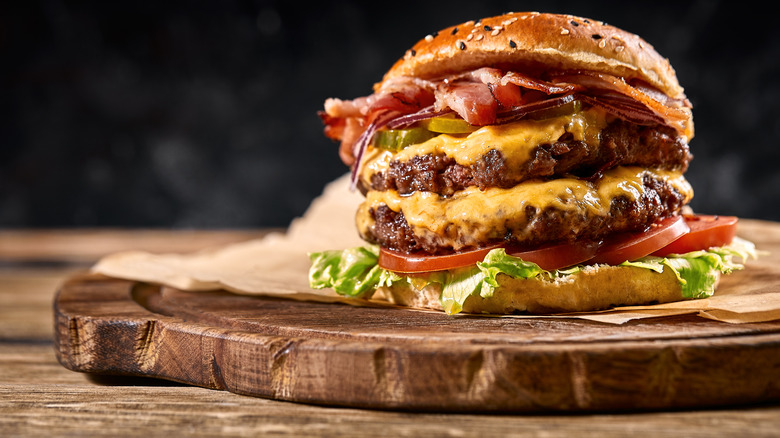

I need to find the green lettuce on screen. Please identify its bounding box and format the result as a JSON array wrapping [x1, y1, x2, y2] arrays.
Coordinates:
[[621, 237, 758, 299], [308, 237, 759, 315], [307, 246, 381, 297]]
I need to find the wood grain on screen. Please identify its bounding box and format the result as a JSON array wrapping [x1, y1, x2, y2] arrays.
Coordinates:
[[4, 381, 779, 438], [54, 273, 780, 413], [0, 229, 272, 264]]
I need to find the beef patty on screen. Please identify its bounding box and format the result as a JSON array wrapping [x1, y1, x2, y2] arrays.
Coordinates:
[[362, 171, 691, 254], [368, 120, 692, 196]]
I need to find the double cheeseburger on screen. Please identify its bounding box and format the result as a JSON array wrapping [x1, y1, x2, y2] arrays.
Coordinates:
[[310, 12, 756, 315]]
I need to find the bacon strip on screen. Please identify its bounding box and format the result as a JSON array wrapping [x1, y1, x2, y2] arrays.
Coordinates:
[[436, 81, 497, 125], [552, 71, 692, 137], [321, 68, 693, 171], [500, 71, 582, 95]]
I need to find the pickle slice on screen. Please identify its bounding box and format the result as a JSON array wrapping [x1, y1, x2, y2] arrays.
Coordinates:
[[422, 115, 479, 134], [372, 127, 437, 151]]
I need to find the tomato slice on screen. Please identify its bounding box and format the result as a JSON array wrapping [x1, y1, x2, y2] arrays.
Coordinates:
[[505, 241, 599, 271], [653, 215, 738, 256], [379, 243, 503, 274], [589, 215, 690, 265], [378, 240, 599, 274], [377, 214, 737, 274]]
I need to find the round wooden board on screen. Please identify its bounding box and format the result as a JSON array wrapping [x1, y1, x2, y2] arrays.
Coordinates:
[[54, 272, 780, 413]]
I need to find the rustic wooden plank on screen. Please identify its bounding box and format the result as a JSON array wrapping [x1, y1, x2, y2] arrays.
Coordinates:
[[0, 267, 82, 341], [0, 343, 98, 385], [2, 382, 780, 438], [0, 229, 274, 263], [4, 341, 780, 437]]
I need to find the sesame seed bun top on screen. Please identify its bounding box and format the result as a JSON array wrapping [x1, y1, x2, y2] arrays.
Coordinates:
[[378, 12, 685, 100]]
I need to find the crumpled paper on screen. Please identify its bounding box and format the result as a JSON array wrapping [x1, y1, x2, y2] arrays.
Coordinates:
[[93, 174, 780, 324]]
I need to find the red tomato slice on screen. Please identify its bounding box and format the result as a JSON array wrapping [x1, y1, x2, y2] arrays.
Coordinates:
[[379, 243, 503, 274], [653, 215, 738, 256], [505, 241, 599, 271], [378, 240, 599, 274], [377, 214, 735, 274], [589, 215, 690, 265]]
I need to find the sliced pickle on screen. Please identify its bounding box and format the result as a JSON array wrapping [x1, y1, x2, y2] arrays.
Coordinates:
[[372, 127, 437, 151], [422, 115, 479, 134]]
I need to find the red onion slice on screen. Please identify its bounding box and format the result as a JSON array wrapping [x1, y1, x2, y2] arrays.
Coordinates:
[[385, 105, 453, 129], [495, 93, 577, 124], [349, 110, 398, 190], [579, 94, 666, 126]]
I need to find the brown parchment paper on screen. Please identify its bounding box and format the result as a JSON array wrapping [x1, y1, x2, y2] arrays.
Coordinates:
[[93, 174, 780, 324]]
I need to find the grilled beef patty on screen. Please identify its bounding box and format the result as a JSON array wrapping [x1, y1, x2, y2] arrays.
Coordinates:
[[368, 120, 691, 196], [364, 172, 689, 254]]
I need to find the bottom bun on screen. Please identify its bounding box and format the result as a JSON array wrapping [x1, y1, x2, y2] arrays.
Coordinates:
[[374, 264, 716, 314]]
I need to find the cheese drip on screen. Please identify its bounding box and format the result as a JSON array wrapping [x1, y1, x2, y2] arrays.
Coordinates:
[[360, 108, 608, 186], [357, 167, 694, 251]]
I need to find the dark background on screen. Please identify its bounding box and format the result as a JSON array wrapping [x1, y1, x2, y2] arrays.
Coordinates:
[[2, 0, 779, 229]]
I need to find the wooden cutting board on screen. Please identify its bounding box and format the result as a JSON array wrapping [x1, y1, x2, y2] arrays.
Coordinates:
[[54, 220, 780, 413]]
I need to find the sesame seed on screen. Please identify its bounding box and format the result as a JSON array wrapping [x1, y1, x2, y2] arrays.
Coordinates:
[[491, 29, 501, 36], [451, 27, 459, 35], [598, 39, 606, 48], [411, 49, 416, 56], [615, 45, 624, 52], [561, 28, 570, 35], [591, 34, 602, 40], [466, 33, 474, 41], [509, 40, 517, 48], [425, 34, 434, 42], [475, 34, 484, 41], [484, 25, 492, 31], [570, 20, 579, 26], [458, 41, 466, 50], [502, 17, 518, 26]]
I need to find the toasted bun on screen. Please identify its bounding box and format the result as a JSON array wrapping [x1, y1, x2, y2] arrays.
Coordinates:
[[374, 263, 711, 314], [378, 12, 685, 100]]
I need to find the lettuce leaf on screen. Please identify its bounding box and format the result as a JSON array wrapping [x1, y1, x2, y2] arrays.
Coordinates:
[[308, 246, 382, 297], [621, 237, 759, 299], [308, 238, 760, 314]]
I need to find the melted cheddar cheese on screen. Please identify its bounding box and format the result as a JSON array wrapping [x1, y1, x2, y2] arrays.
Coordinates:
[[360, 108, 608, 185], [357, 166, 694, 251]]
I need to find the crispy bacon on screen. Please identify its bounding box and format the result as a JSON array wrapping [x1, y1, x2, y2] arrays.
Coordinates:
[[500, 70, 582, 95], [438, 68, 579, 122], [320, 68, 693, 173], [436, 81, 497, 125], [552, 71, 692, 138]]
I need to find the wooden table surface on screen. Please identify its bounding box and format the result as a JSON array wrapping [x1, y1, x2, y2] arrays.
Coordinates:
[[2, 228, 779, 437]]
